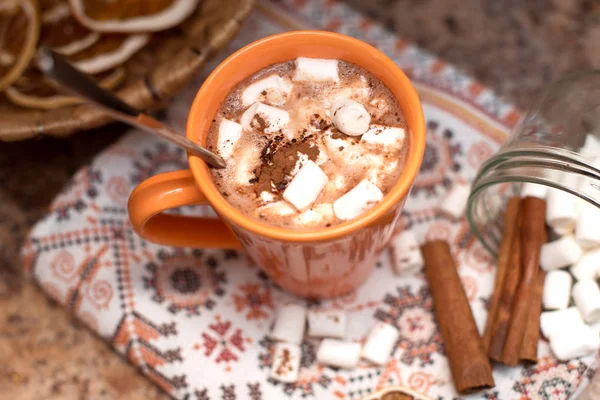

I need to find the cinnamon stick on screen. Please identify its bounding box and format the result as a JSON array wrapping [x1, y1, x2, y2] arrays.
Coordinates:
[[488, 203, 523, 362], [501, 197, 547, 366], [482, 197, 522, 351], [421, 240, 495, 394], [520, 268, 546, 363]]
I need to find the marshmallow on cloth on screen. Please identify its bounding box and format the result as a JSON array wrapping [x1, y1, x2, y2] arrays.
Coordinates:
[[542, 270, 572, 310], [361, 125, 405, 151], [330, 99, 371, 136], [539, 236, 583, 271], [570, 248, 600, 281], [241, 102, 290, 134], [540, 307, 584, 339], [241, 75, 293, 107], [573, 279, 600, 323], [361, 322, 399, 366], [293, 57, 339, 82], [283, 161, 329, 211], [550, 324, 600, 361], [546, 188, 578, 234], [317, 339, 361, 369], [270, 342, 302, 383], [389, 230, 424, 275], [270, 304, 306, 345], [575, 200, 600, 249], [438, 182, 471, 219], [521, 182, 548, 199], [217, 119, 242, 161], [333, 180, 383, 221], [307, 310, 347, 339]]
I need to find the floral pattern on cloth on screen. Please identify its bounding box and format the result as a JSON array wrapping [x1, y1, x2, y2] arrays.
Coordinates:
[[22, 1, 598, 399]]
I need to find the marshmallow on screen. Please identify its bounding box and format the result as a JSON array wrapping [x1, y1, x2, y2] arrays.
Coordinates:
[[256, 201, 297, 217], [330, 99, 371, 136], [550, 324, 600, 361], [361, 322, 399, 366], [390, 230, 423, 275], [234, 145, 261, 186], [241, 75, 292, 107], [438, 182, 471, 220], [283, 161, 329, 211], [575, 200, 600, 249], [312, 203, 335, 219], [570, 248, 600, 281], [581, 134, 600, 158], [260, 191, 277, 204], [316, 339, 361, 369], [270, 304, 307, 345], [521, 182, 548, 199], [269, 342, 301, 383], [307, 310, 347, 338], [333, 180, 384, 221], [539, 236, 583, 271], [361, 125, 406, 150], [540, 307, 585, 339], [295, 210, 324, 226], [240, 102, 290, 134], [217, 119, 242, 161], [293, 57, 339, 82], [546, 188, 578, 234], [573, 279, 600, 323], [542, 270, 572, 310]]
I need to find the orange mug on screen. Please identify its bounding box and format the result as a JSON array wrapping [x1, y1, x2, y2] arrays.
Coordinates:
[[128, 31, 426, 298]]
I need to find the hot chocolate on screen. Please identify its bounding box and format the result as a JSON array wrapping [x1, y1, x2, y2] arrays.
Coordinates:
[[206, 57, 408, 229]]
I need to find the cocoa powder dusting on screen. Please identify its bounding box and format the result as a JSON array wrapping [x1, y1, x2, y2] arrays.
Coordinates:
[[255, 137, 319, 194], [275, 349, 293, 375]]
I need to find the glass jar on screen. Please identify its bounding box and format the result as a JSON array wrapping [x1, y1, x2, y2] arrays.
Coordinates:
[[468, 70, 600, 256]]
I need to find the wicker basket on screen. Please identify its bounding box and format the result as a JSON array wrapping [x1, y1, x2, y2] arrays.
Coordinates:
[[0, 0, 256, 141]]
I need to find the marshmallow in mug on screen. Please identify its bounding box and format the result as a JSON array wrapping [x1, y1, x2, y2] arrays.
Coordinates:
[[283, 161, 329, 212], [293, 57, 340, 82], [317, 339, 361, 369], [307, 310, 347, 339], [241, 75, 293, 107], [240, 102, 290, 135], [217, 119, 242, 161], [542, 270, 572, 310], [333, 179, 384, 221], [539, 236, 583, 271], [361, 322, 399, 366], [270, 342, 302, 383], [330, 99, 371, 136], [270, 304, 307, 345], [572, 279, 600, 323], [390, 230, 424, 275]]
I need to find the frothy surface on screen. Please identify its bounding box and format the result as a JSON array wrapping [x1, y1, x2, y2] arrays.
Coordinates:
[[206, 59, 408, 229]]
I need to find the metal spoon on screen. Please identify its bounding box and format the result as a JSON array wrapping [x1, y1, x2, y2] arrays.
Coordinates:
[[36, 47, 226, 169]]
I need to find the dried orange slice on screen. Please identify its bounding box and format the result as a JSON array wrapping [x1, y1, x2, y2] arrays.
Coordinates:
[[0, 0, 40, 91], [67, 33, 150, 74], [5, 66, 125, 109], [40, 0, 99, 56], [69, 0, 200, 33]]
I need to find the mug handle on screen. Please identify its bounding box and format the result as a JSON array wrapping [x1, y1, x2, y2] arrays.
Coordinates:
[[128, 169, 241, 249]]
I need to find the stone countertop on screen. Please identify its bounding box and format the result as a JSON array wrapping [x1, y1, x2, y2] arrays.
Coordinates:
[[1, 0, 599, 398]]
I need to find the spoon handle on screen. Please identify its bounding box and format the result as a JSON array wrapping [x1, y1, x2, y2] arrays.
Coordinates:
[[36, 47, 226, 169]]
